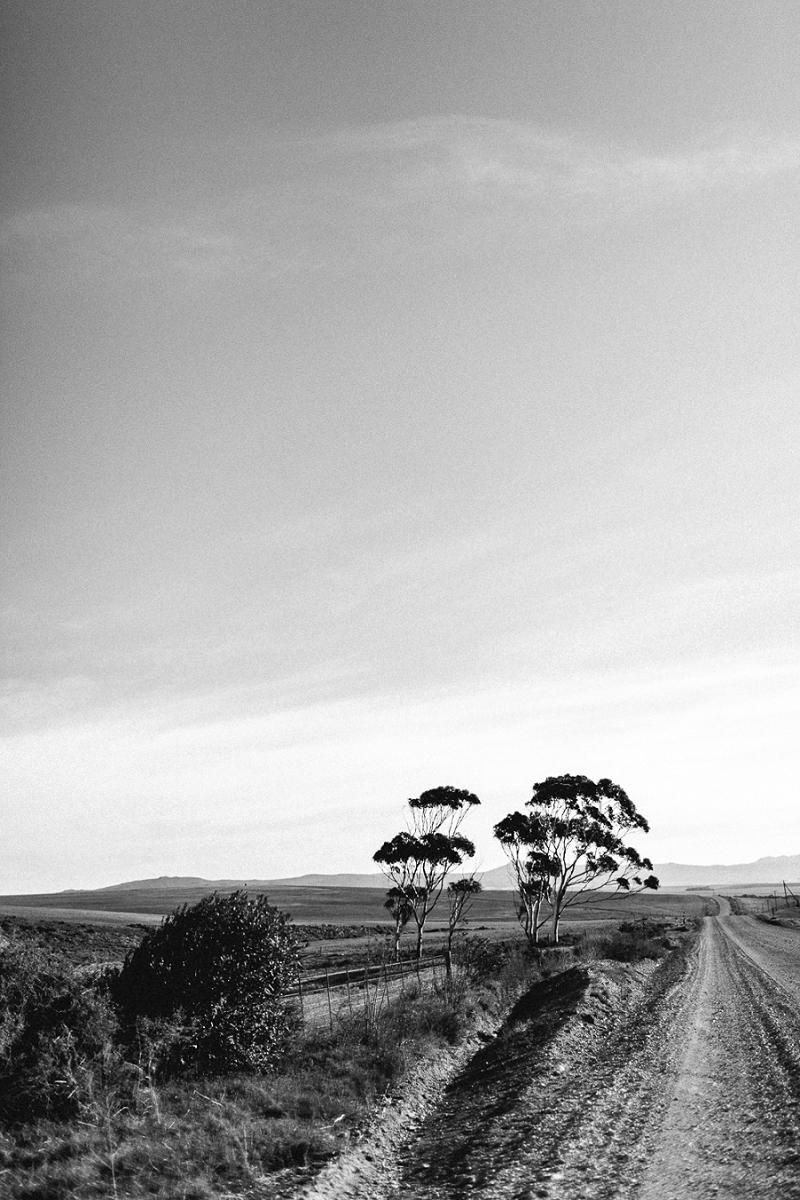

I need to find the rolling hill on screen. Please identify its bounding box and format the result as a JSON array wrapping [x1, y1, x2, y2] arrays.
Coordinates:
[[88, 853, 800, 894]]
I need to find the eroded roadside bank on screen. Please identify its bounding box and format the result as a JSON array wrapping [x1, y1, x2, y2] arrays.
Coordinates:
[[299, 906, 800, 1200], [299, 935, 696, 1200]]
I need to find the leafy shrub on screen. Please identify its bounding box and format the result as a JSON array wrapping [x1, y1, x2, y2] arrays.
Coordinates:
[[603, 919, 668, 962], [0, 937, 120, 1122], [109, 891, 300, 1077], [455, 936, 541, 1001]]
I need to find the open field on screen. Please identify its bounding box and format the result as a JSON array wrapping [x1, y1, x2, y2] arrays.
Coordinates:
[[0, 885, 714, 997], [0, 883, 712, 932], [679, 882, 800, 897]]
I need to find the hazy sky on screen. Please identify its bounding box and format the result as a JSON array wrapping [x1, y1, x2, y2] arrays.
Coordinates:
[[2, 1, 798, 893]]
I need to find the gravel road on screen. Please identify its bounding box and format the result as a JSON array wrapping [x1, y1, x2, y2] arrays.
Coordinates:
[[303, 904, 800, 1200]]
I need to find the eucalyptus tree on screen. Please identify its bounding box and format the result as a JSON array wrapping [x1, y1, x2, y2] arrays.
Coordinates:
[[493, 811, 553, 947], [383, 885, 418, 962], [495, 775, 659, 944], [532, 774, 658, 943], [374, 786, 480, 959], [445, 877, 483, 952]]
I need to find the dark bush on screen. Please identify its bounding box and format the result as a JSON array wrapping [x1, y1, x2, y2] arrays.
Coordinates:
[[0, 937, 119, 1122], [109, 891, 300, 1077], [604, 920, 668, 962]]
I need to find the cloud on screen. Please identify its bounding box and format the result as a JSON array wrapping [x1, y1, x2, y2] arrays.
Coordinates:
[[323, 116, 800, 195], [0, 203, 240, 284], [3, 120, 798, 287], [2, 644, 797, 891]]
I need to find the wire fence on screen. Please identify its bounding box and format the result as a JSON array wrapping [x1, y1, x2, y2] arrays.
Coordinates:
[[730, 887, 800, 917], [284, 951, 454, 1030]]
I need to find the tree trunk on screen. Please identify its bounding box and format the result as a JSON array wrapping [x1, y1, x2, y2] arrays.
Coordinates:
[[552, 880, 567, 944]]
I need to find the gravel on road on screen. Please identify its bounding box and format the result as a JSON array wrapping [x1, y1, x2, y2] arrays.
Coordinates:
[[300, 904, 800, 1200]]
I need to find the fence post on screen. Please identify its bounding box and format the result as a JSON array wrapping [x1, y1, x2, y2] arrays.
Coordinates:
[[345, 967, 353, 1017], [297, 977, 304, 1025], [324, 968, 333, 1031]]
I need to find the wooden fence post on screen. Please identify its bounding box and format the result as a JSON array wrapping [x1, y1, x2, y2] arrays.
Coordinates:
[[324, 968, 333, 1031]]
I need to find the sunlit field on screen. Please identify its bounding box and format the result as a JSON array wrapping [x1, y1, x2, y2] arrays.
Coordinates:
[[0, 883, 711, 936]]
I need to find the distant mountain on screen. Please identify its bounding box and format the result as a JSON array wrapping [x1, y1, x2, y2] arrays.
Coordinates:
[[255, 873, 389, 888], [480, 856, 800, 889], [649, 854, 800, 887], [93, 873, 389, 892], [88, 853, 800, 895], [97, 876, 257, 891]]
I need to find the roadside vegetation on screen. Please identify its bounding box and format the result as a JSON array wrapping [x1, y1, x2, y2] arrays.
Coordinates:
[[0, 914, 544, 1199], [0, 774, 680, 1198], [0, 907, 697, 1199]]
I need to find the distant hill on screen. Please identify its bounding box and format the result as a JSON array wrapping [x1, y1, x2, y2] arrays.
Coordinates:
[[89, 853, 800, 894], [648, 854, 800, 887], [480, 855, 800, 889], [96, 873, 387, 891]]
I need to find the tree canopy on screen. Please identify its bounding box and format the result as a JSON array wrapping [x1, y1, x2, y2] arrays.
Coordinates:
[[494, 774, 658, 944], [374, 785, 480, 958]]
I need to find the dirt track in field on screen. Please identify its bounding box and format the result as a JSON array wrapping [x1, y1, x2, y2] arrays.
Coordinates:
[[301, 902, 800, 1199]]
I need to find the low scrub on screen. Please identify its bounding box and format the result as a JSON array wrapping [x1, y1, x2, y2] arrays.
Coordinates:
[[0, 937, 122, 1124], [0, 924, 534, 1198], [575, 919, 674, 964]]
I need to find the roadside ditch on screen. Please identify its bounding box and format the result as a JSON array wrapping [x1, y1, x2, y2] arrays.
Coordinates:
[[296, 931, 698, 1200]]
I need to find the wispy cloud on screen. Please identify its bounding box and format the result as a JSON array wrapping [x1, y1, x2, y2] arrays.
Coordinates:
[[0, 204, 240, 284], [321, 116, 800, 206], [3, 119, 798, 286]]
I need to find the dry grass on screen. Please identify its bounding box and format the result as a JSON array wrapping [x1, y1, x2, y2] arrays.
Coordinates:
[[0, 930, 525, 1200], [0, 903, 695, 1200]]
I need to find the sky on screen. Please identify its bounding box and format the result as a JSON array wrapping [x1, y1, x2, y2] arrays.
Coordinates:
[[1, 1, 798, 894]]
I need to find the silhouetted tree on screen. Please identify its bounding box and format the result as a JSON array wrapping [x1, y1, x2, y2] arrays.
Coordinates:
[[493, 811, 553, 947], [536, 775, 658, 942], [383, 885, 418, 962], [374, 786, 480, 959], [446, 877, 483, 952]]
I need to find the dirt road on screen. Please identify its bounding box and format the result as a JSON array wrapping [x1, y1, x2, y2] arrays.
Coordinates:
[[304, 904, 800, 1199], [636, 899, 800, 1199]]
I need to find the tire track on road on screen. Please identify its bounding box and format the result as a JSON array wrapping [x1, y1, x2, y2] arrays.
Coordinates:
[[299, 908, 800, 1200], [636, 903, 800, 1200]]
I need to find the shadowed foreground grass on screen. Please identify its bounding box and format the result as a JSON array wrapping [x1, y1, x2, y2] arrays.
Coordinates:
[[0, 931, 539, 1200]]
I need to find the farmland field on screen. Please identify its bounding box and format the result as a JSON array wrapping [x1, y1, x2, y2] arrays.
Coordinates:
[[0, 883, 711, 932]]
